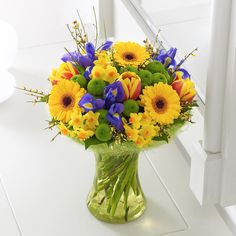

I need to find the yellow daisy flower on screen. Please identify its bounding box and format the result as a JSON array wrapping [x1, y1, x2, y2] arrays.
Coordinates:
[[140, 83, 181, 125], [113, 42, 150, 67], [48, 80, 86, 123]]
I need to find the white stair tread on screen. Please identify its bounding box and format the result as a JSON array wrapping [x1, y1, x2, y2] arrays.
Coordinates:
[[0, 180, 21, 236]]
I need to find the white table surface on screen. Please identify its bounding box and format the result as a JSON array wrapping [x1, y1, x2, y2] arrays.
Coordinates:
[[0, 41, 232, 236]]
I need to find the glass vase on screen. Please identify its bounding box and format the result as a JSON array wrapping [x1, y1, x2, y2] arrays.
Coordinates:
[[87, 144, 146, 223]]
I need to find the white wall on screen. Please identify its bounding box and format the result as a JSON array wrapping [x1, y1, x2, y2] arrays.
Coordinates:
[[114, 0, 145, 43], [141, 0, 212, 13], [0, 0, 98, 48]]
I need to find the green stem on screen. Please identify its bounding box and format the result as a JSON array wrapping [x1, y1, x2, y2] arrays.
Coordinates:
[[110, 158, 136, 217]]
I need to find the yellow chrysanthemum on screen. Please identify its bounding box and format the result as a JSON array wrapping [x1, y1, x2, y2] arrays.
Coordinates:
[[69, 111, 84, 130], [58, 122, 70, 136], [124, 124, 139, 142], [48, 80, 86, 123], [140, 112, 153, 125], [104, 66, 119, 83], [140, 83, 181, 125], [139, 125, 157, 140], [91, 66, 106, 79], [129, 113, 142, 129], [113, 42, 150, 67], [135, 136, 147, 148], [84, 111, 100, 131], [94, 50, 111, 68], [77, 129, 94, 141]]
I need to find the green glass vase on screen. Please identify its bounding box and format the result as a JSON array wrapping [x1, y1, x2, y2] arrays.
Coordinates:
[[87, 145, 146, 223]]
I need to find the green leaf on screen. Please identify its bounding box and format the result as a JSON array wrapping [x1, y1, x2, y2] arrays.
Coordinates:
[[153, 133, 169, 143], [75, 65, 85, 74], [40, 94, 50, 103], [84, 136, 111, 150], [173, 117, 185, 125]]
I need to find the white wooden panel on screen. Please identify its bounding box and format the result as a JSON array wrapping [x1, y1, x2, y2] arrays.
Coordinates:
[[220, 0, 236, 206]]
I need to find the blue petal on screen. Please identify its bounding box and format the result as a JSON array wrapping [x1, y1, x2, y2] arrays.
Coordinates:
[[178, 68, 191, 79], [156, 47, 177, 68], [78, 55, 93, 68], [78, 94, 94, 112], [84, 66, 93, 80], [61, 51, 80, 62], [78, 94, 105, 112], [94, 99, 105, 110], [167, 48, 177, 58], [104, 81, 125, 102], [85, 42, 95, 56], [100, 41, 113, 50], [107, 113, 124, 131], [108, 103, 124, 114], [106, 103, 124, 131]]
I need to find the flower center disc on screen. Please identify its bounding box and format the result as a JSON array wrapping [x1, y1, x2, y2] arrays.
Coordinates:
[[153, 97, 167, 113], [62, 96, 72, 107], [123, 52, 136, 61]]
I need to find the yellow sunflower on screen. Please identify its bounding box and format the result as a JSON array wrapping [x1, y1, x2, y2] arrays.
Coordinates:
[[113, 42, 150, 67], [48, 80, 86, 122], [140, 83, 181, 125]]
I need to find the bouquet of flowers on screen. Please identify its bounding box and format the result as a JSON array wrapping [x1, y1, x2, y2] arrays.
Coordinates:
[[22, 15, 197, 223]]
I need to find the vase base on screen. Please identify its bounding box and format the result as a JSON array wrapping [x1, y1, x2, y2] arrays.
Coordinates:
[[87, 198, 146, 224]]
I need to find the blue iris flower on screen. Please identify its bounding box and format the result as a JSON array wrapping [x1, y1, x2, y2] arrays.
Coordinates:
[[155, 47, 191, 79], [78, 42, 96, 68], [177, 68, 190, 79], [84, 66, 93, 80], [85, 42, 95, 55], [61, 42, 97, 69], [107, 103, 124, 131], [61, 50, 80, 63], [104, 81, 125, 108], [100, 41, 113, 50], [78, 94, 105, 112], [156, 47, 177, 68]]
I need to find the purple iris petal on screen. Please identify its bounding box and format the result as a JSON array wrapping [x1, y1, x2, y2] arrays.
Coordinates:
[[85, 42, 95, 56], [78, 55, 94, 68], [156, 47, 177, 68], [61, 51, 80, 62], [104, 81, 125, 108], [107, 103, 124, 131], [109, 103, 124, 114], [84, 66, 93, 80], [167, 48, 177, 58], [178, 68, 191, 79], [78, 94, 105, 112], [100, 41, 113, 50]]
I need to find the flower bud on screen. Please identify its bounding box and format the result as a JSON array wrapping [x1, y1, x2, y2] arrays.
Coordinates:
[[118, 72, 141, 100], [172, 72, 196, 102]]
